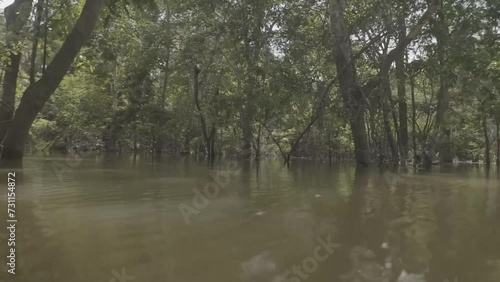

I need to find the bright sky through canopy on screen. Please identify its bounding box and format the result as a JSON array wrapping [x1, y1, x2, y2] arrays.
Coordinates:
[[0, 0, 14, 10]]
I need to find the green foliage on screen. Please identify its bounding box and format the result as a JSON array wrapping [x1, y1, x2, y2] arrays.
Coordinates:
[[1, 0, 498, 162]]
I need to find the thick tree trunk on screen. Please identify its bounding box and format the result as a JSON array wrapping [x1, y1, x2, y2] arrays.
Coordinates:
[[1, 0, 104, 162], [396, 15, 409, 163], [435, 80, 452, 162], [433, 6, 453, 163], [367, 103, 377, 157], [0, 0, 34, 142], [329, 0, 371, 166]]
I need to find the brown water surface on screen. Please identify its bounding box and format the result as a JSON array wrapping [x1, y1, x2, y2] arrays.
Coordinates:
[[0, 155, 499, 282]]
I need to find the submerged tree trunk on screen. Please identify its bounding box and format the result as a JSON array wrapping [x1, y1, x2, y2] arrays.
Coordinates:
[[433, 5, 453, 163], [435, 79, 452, 162], [396, 14, 409, 163], [155, 59, 170, 155], [0, 0, 34, 142], [382, 82, 398, 162], [254, 123, 262, 160], [483, 112, 490, 165], [411, 74, 417, 167], [193, 65, 216, 161], [496, 120, 499, 166], [1, 0, 104, 162], [386, 85, 401, 162], [329, 0, 371, 166], [155, 6, 172, 156], [209, 123, 216, 161], [241, 117, 254, 158]]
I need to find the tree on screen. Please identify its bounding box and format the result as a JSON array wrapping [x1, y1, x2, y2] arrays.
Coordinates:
[[329, 0, 439, 166], [0, 0, 33, 141], [1, 0, 104, 163]]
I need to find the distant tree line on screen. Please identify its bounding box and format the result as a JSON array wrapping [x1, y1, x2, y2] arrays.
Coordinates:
[[0, 0, 498, 166]]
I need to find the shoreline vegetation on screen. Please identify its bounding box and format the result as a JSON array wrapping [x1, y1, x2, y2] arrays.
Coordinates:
[[0, 0, 498, 168]]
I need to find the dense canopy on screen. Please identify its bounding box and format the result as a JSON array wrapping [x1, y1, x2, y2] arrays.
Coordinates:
[[0, 0, 499, 166]]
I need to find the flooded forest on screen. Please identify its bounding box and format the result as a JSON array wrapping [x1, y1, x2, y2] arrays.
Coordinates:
[[0, 0, 499, 282]]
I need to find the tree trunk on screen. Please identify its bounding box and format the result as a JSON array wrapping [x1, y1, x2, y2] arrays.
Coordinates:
[[42, 0, 50, 73], [483, 112, 490, 165], [155, 57, 170, 156], [396, 14, 408, 163], [209, 123, 216, 161], [0, 0, 34, 142], [411, 74, 417, 167], [241, 117, 254, 158], [435, 80, 452, 162], [255, 123, 262, 160], [496, 120, 499, 166], [386, 84, 401, 162], [329, 0, 371, 166], [368, 103, 377, 158], [382, 83, 398, 162], [155, 7, 172, 156], [193, 65, 217, 161], [1, 0, 104, 162], [433, 5, 453, 163], [29, 0, 45, 85]]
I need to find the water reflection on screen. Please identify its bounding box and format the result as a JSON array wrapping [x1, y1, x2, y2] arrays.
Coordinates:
[[0, 155, 499, 282]]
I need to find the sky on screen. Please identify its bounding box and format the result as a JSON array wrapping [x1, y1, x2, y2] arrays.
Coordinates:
[[0, 0, 14, 10]]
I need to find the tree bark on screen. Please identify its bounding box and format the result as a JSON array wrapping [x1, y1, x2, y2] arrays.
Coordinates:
[[254, 123, 262, 160], [483, 111, 490, 165], [155, 6, 172, 155], [329, 0, 371, 166], [386, 85, 401, 161], [396, 14, 409, 163], [241, 116, 254, 159], [29, 0, 45, 85], [42, 0, 50, 73], [382, 81, 398, 162], [496, 120, 499, 166], [433, 4, 453, 163], [155, 54, 170, 155], [193, 65, 216, 161], [0, 0, 34, 142], [411, 74, 417, 166], [1, 0, 104, 162]]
